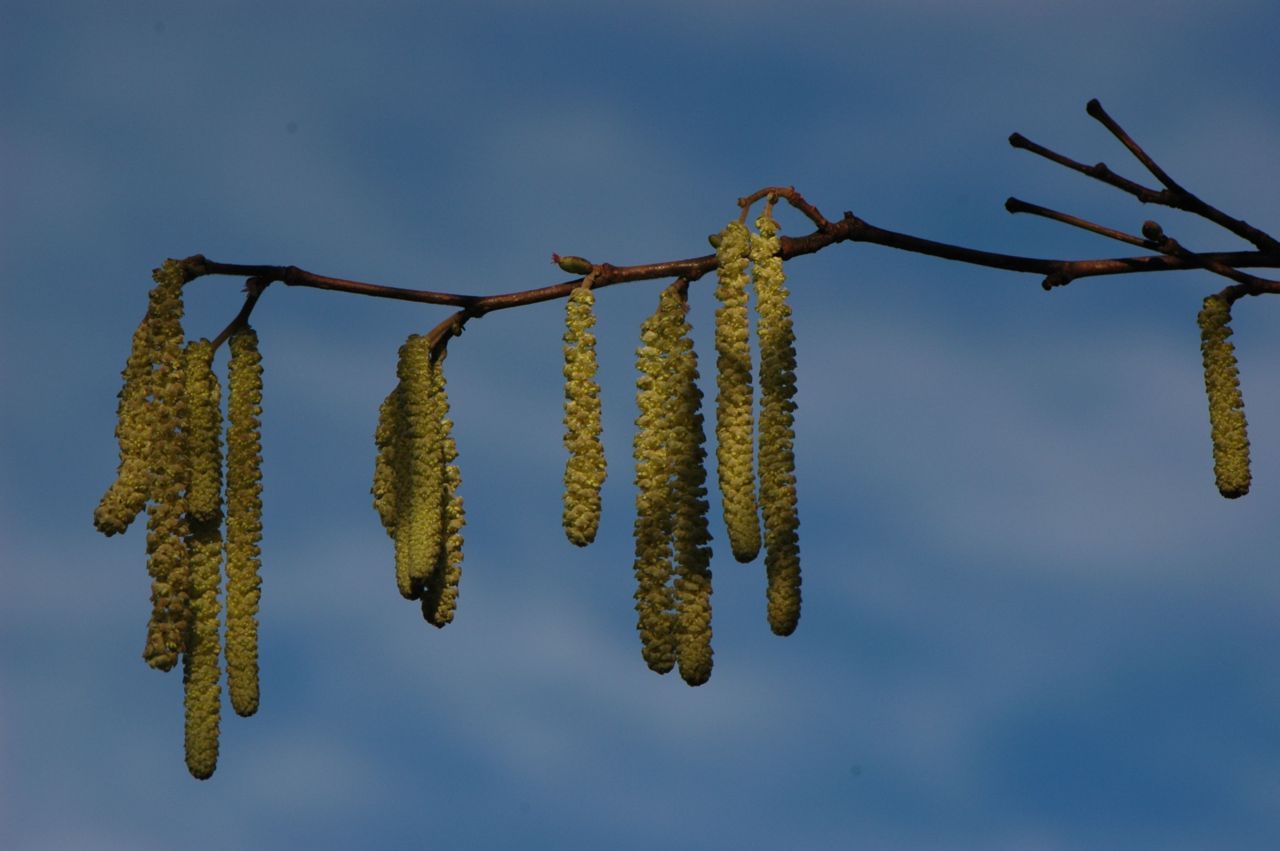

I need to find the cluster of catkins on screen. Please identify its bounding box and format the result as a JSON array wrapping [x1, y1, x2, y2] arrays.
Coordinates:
[[93, 260, 263, 780], [1197, 294, 1251, 498], [99, 208, 800, 776], [372, 336, 465, 626], [557, 203, 802, 686]]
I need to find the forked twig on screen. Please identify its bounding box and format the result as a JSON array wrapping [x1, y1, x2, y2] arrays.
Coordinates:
[[176, 100, 1280, 341]]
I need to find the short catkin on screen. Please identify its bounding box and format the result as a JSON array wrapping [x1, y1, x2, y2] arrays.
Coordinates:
[[562, 286, 607, 547], [421, 353, 464, 627], [752, 208, 802, 636], [1198, 295, 1251, 498], [94, 315, 158, 536], [394, 335, 444, 599], [713, 220, 762, 563], [226, 327, 264, 717]]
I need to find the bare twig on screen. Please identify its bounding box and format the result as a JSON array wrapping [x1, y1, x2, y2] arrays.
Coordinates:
[[1010, 99, 1280, 255], [209, 277, 270, 350], [174, 102, 1280, 331], [1005, 197, 1155, 250]]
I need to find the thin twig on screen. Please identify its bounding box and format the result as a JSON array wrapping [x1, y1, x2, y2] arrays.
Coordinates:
[[1138, 220, 1280, 290], [174, 102, 1280, 326], [209, 278, 269, 350], [1085, 99, 1185, 193], [738, 186, 832, 232], [1005, 197, 1155, 250], [1008, 132, 1165, 203]]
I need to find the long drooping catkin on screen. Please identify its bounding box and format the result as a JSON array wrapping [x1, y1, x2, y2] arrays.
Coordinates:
[[141, 260, 191, 672], [226, 327, 264, 717], [752, 208, 802, 636], [182, 339, 224, 777], [1198, 294, 1251, 498], [713, 220, 761, 563], [562, 286, 606, 547], [632, 294, 680, 674], [183, 512, 223, 779], [665, 287, 715, 686]]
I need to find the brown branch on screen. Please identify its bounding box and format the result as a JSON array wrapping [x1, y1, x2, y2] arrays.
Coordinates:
[[1137, 220, 1280, 292], [1010, 99, 1280, 255], [170, 102, 1280, 332], [738, 186, 833, 232], [209, 277, 269, 350], [1005, 197, 1154, 250], [1085, 99, 1185, 195], [1008, 131, 1165, 203]]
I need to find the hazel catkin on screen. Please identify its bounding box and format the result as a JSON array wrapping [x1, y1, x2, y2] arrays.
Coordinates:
[[752, 208, 802, 636], [664, 287, 715, 686], [226, 327, 264, 717], [184, 340, 223, 521], [713, 220, 762, 563], [632, 295, 679, 674], [421, 354, 464, 627], [394, 335, 445, 599], [372, 384, 402, 538], [1198, 295, 1251, 498], [183, 512, 224, 779], [94, 318, 156, 536], [422, 433, 464, 627], [562, 285, 606, 547], [180, 337, 225, 777], [141, 260, 192, 672]]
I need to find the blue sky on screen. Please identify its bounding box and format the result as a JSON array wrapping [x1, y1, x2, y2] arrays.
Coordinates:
[[5, 1, 1280, 848]]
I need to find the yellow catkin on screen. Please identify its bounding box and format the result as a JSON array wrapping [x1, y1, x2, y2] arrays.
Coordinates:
[[182, 337, 225, 778], [752, 209, 802, 636], [665, 287, 715, 686], [421, 352, 463, 626], [372, 384, 402, 537], [394, 336, 444, 599], [141, 260, 191, 671], [184, 340, 222, 522], [389, 379, 417, 597], [183, 514, 223, 778], [423, 433, 465, 627], [631, 290, 686, 674], [713, 220, 761, 562], [94, 313, 158, 536], [1198, 295, 1251, 498], [226, 327, 264, 717], [562, 286, 607, 546]]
